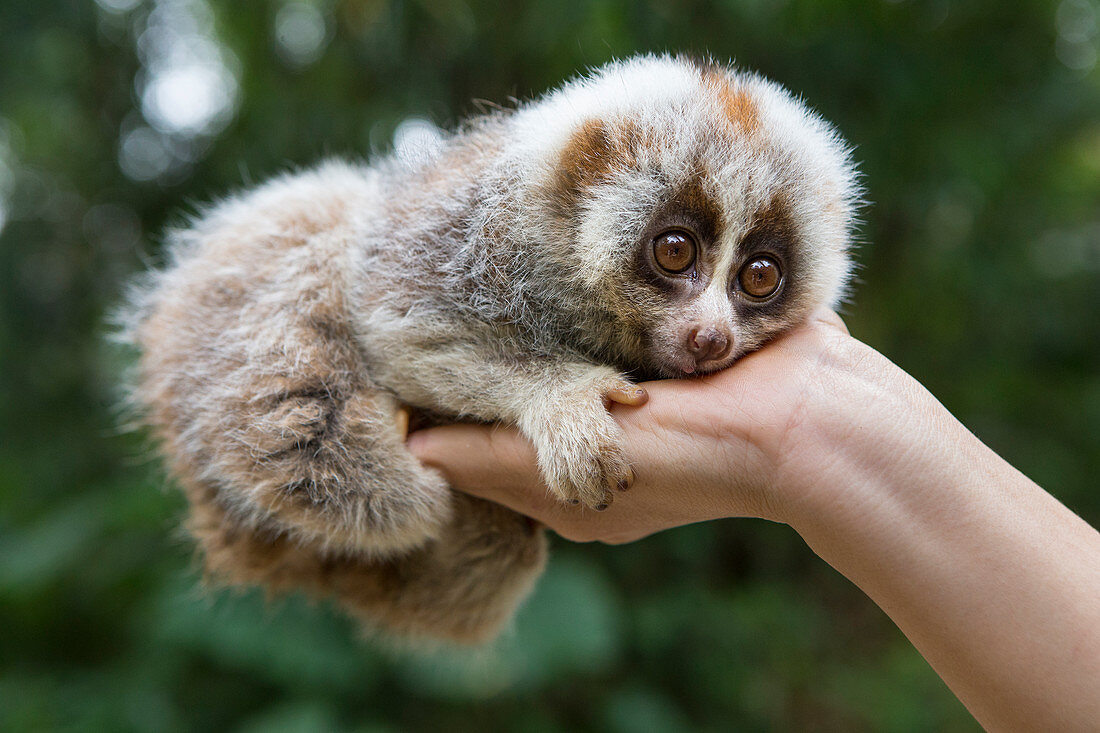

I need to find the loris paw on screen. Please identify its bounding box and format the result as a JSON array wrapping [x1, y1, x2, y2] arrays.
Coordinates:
[[519, 371, 647, 511]]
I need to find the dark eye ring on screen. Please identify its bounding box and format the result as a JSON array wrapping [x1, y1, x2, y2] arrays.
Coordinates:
[[652, 230, 697, 275], [737, 255, 782, 299]]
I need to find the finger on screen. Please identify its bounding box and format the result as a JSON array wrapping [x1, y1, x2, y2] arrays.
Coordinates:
[[407, 423, 536, 491], [394, 404, 410, 440], [406, 423, 562, 518], [606, 385, 649, 407], [809, 306, 850, 335]]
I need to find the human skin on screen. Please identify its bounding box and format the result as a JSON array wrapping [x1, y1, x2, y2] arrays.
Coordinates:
[[407, 308, 1100, 732]]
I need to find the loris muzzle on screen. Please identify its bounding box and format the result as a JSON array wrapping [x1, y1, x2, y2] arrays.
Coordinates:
[[123, 55, 859, 643]]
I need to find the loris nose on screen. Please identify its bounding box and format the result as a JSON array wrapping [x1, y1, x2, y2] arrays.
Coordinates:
[[686, 327, 731, 365]]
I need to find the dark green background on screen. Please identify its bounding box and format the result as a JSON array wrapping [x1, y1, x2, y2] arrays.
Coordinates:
[[1, 0, 1097, 730]]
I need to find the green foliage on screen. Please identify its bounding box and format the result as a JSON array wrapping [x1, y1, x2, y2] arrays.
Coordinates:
[[1, 0, 1096, 730]]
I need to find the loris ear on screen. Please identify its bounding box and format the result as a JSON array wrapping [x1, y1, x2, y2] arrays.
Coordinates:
[[551, 118, 643, 216]]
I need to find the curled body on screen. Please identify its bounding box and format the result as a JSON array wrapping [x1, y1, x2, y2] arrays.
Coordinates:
[[126, 55, 859, 643]]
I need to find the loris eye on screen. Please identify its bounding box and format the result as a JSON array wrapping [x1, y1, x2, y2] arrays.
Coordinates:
[[738, 256, 782, 298], [652, 230, 697, 275]]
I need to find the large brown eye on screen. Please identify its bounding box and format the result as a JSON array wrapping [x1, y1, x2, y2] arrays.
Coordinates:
[[738, 256, 782, 298], [652, 230, 697, 274]]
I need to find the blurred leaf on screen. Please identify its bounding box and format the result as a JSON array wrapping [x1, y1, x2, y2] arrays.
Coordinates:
[[150, 574, 382, 694], [390, 554, 624, 697]]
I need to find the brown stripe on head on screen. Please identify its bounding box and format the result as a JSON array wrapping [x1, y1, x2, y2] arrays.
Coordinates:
[[749, 196, 796, 241], [672, 172, 724, 247], [552, 119, 643, 214], [700, 67, 759, 136]]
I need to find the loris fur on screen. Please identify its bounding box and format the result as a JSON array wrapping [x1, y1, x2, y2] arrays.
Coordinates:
[[121, 55, 859, 643]]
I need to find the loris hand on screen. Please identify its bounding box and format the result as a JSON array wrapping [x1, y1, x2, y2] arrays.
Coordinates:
[[409, 307, 1100, 733]]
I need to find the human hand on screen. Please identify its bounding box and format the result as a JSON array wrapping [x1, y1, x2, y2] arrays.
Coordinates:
[[410, 307, 1100, 732], [406, 307, 864, 543]]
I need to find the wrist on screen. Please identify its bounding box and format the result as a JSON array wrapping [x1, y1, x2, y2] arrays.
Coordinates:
[[767, 359, 1100, 731], [763, 335, 969, 531]]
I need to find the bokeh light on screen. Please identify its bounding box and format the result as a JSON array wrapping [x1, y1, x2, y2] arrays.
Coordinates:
[[0, 122, 13, 237], [275, 2, 331, 68], [116, 0, 239, 182], [94, 0, 144, 13], [1056, 0, 1099, 71], [393, 117, 445, 167]]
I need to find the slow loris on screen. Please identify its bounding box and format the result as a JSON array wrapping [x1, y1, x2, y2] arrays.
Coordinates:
[[124, 55, 858, 643]]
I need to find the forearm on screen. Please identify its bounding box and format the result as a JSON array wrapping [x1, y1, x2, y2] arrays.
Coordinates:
[[362, 310, 632, 423], [782, 358, 1100, 732], [406, 314, 1100, 729]]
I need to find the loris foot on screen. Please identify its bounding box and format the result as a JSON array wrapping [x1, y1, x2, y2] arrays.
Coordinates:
[[519, 370, 647, 511]]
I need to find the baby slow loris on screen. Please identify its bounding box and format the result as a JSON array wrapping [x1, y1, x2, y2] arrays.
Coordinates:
[[125, 55, 858, 643]]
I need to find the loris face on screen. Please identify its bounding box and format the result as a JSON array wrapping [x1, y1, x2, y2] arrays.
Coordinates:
[[533, 58, 858, 378]]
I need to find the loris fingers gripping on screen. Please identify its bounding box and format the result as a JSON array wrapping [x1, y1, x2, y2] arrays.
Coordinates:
[[516, 367, 647, 510], [124, 54, 858, 643], [360, 311, 646, 510]]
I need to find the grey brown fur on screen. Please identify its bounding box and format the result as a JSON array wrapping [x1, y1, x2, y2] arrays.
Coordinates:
[[123, 56, 859, 643]]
